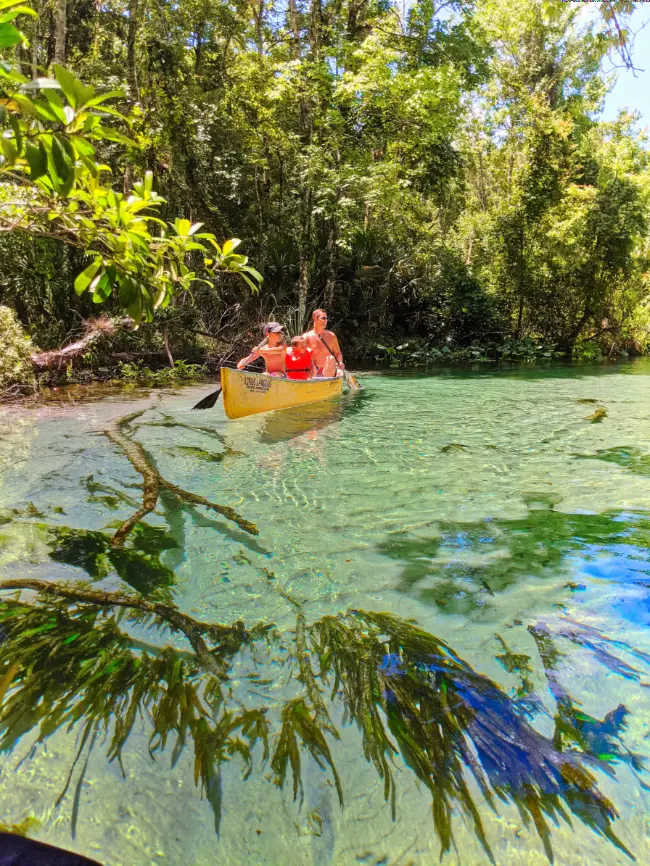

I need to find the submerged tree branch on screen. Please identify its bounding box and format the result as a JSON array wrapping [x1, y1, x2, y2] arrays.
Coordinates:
[[104, 411, 258, 546], [0, 578, 244, 677]]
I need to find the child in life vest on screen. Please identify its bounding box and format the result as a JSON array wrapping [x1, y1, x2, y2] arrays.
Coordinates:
[[285, 336, 316, 380]]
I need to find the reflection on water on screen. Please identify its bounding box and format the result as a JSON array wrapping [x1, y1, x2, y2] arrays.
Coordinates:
[[1, 361, 650, 864], [260, 399, 345, 444], [380, 505, 650, 614]]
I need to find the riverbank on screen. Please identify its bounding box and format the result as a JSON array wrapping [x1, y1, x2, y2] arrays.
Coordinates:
[[2, 302, 647, 403]]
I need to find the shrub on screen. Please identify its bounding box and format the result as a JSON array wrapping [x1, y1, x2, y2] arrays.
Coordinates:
[[0, 306, 36, 395]]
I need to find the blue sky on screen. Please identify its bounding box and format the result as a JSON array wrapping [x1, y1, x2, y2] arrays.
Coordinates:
[[600, 5, 650, 124]]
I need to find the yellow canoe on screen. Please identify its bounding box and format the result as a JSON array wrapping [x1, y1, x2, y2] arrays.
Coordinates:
[[220, 367, 343, 419]]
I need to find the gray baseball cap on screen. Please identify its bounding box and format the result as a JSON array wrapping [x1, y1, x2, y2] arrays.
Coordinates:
[[263, 322, 284, 335]]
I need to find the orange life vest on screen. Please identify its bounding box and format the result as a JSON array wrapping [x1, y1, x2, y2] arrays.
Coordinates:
[[285, 347, 313, 380]]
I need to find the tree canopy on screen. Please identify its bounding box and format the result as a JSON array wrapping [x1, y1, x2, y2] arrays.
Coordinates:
[[0, 0, 649, 365]]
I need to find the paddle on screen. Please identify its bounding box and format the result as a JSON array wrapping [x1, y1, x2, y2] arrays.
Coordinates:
[[192, 336, 269, 410], [316, 333, 362, 390]]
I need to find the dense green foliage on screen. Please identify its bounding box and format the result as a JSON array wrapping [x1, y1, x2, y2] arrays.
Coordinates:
[[0, 304, 35, 393], [0, 0, 649, 370]]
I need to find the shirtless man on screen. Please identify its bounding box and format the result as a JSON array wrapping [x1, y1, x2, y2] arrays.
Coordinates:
[[236, 322, 286, 376], [303, 309, 344, 378]]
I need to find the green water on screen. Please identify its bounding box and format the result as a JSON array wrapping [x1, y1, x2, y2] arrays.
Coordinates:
[[1, 362, 650, 864]]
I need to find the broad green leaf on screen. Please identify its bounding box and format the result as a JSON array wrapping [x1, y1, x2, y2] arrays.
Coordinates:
[[0, 6, 37, 22], [91, 269, 112, 303], [53, 64, 95, 109], [237, 272, 261, 294], [78, 152, 99, 178], [117, 276, 137, 307], [242, 266, 263, 283], [51, 135, 72, 186], [8, 112, 21, 152], [25, 140, 47, 178], [74, 259, 101, 295], [222, 238, 241, 256], [69, 134, 95, 157], [0, 134, 18, 164], [43, 89, 67, 123], [0, 21, 22, 47], [25, 97, 61, 123], [84, 89, 124, 108], [127, 291, 143, 328], [82, 114, 101, 132], [93, 125, 135, 147], [12, 94, 37, 117], [224, 254, 248, 266]]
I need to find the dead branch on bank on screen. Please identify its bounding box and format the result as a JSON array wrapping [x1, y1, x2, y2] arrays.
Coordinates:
[[30, 316, 129, 372], [104, 410, 258, 547]]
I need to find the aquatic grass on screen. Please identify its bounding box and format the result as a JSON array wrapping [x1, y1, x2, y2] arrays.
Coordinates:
[[530, 620, 648, 786], [0, 580, 638, 862], [576, 446, 650, 478], [311, 609, 634, 862]]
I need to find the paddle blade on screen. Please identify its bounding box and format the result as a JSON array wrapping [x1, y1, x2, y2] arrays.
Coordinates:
[[345, 371, 362, 390], [192, 388, 222, 411]]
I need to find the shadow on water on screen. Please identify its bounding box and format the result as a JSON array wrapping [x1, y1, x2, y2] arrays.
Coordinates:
[[47, 524, 178, 597], [0, 581, 643, 862], [575, 446, 650, 477], [1, 407, 266, 596], [379, 501, 650, 614]]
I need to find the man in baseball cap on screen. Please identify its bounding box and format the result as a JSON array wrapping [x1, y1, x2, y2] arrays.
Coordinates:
[[236, 322, 287, 376]]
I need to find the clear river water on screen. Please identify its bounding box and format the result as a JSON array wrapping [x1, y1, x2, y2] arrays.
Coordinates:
[[1, 360, 650, 865]]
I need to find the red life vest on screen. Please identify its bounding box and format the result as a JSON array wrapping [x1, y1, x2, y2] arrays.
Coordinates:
[[285, 347, 313, 380]]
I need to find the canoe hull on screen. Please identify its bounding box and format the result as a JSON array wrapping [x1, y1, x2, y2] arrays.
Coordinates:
[[220, 368, 343, 419]]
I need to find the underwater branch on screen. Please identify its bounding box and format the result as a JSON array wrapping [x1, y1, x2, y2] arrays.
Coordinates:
[[104, 411, 258, 545], [0, 578, 244, 677]]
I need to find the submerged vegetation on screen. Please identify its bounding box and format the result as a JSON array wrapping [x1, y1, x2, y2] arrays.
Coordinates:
[[1, 397, 650, 859], [0, 580, 640, 861]]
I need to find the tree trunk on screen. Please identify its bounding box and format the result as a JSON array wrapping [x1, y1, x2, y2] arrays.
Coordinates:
[[324, 218, 338, 306], [515, 296, 524, 339], [163, 326, 174, 367], [252, 0, 264, 56], [31, 23, 38, 77], [53, 0, 66, 65], [194, 22, 204, 73], [126, 0, 139, 99], [465, 229, 473, 266], [298, 186, 312, 326], [288, 0, 301, 59]]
